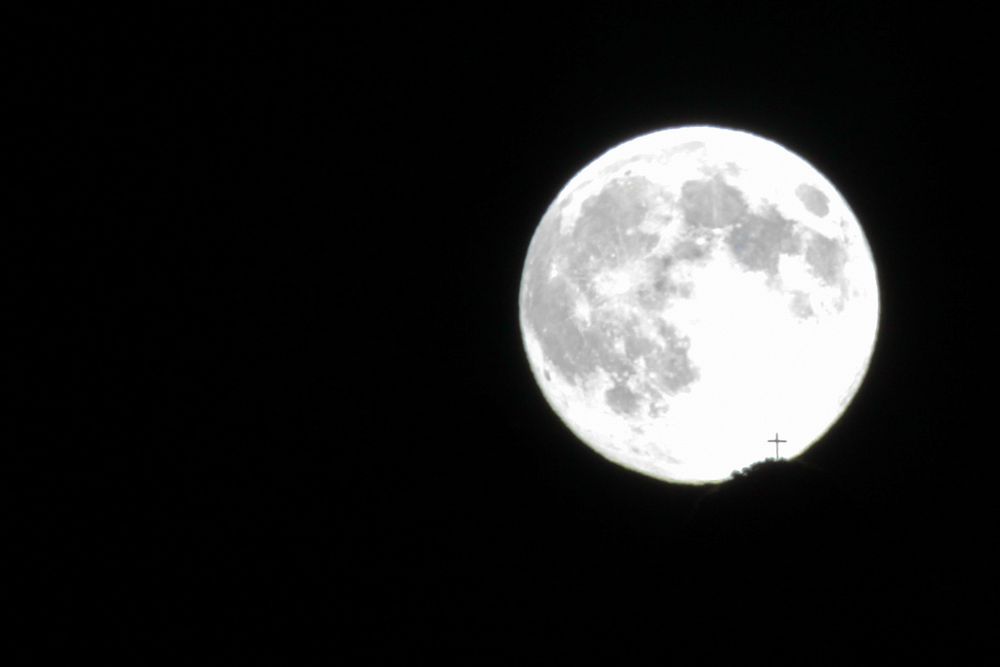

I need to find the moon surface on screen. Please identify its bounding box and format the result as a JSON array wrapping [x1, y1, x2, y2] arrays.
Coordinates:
[[519, 126, 880, 484]]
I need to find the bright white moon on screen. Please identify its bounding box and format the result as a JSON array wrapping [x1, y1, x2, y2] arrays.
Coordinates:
[[519, 126, 879, 484]]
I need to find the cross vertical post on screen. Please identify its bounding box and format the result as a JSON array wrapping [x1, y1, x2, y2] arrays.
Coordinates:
[[768, 432, 787, 460]]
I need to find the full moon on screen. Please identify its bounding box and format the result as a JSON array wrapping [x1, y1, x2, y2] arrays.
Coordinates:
[[519, 126, 879, 484]]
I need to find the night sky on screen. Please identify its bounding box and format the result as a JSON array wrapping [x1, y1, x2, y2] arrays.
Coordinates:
[[9, 5, 996, 663]]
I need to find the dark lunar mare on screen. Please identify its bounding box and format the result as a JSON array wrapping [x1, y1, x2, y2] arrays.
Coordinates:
[[795, 182, 830, 216], [679, 173, 849, 298], [522, 176, 700, 407]]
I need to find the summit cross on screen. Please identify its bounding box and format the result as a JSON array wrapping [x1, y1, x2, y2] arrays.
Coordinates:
[[768, 433, 787, 460]]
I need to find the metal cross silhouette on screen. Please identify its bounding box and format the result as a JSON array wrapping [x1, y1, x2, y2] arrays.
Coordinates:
[[768, 433, 787, 460]]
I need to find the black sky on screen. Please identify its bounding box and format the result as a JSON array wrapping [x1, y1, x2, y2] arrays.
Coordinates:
[[9, 4, 997, 663]]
